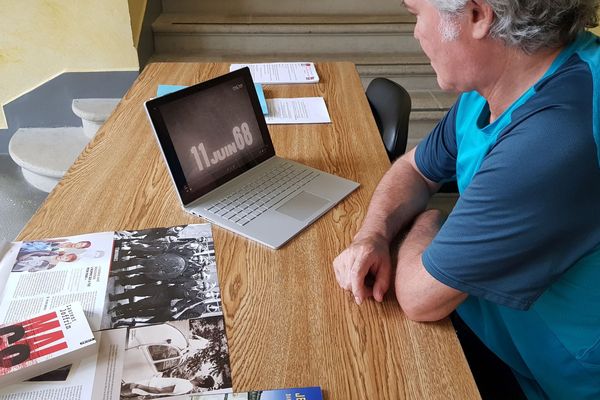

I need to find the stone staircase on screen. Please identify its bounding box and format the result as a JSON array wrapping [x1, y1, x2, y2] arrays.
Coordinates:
[[8, 99, 120, 193], [150, 0, 457, 147]]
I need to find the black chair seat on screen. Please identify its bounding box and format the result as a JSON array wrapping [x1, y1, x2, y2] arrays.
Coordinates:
[[366, 78, 458, 194]]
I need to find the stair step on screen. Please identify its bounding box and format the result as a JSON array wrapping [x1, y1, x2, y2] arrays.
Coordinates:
[[152, 14, 420, 55], [150, 52, 426, 64], [410, 90, 456, 112], [72, 98, 120, 122], [161, 0, 410, 16], [150, 52, 439, 90], [154, 14, 416, 30], [0, 154, 47, 241], [8, 128, 89, 192], [72, 98, 120, 138], [144, 55, 452, 115], [404, 90, 454, 141]]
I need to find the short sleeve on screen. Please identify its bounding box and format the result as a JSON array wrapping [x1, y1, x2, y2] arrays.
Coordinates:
[[422, 96, 600, 310], [415, 99, 459, 183]]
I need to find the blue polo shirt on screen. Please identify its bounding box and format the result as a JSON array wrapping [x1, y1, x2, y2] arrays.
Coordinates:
[[415, 32, 600, 399]]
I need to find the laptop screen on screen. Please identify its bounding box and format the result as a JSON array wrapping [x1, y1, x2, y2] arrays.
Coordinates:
[[145, 68, 275, 205]]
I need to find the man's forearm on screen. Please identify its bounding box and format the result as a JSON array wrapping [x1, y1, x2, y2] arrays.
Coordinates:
[[357, 152, 435, 243], [395, 210, 467, 321]]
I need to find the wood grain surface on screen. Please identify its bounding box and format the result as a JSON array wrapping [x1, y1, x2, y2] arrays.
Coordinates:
[[17, 62, 480, 399]]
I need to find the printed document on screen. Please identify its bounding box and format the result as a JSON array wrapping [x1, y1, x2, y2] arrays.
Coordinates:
[[264, 97, 331, 124], [230, 62, 320, 84]]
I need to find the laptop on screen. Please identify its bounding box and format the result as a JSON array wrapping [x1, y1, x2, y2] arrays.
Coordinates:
[[145, 67, 359, 249]]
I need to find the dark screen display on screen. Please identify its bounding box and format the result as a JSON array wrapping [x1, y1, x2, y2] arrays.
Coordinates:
[[147, 69, 274, 205]]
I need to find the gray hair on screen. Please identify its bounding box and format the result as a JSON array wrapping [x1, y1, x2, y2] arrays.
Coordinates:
[[428, 0, 600, 53]]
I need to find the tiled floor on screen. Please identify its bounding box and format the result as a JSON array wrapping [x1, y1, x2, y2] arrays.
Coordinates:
[[0, 154, 47, 242]]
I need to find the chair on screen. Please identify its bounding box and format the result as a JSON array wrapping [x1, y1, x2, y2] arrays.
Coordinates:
[[366, 77, 411, 161], [366, 77, 458, 193]]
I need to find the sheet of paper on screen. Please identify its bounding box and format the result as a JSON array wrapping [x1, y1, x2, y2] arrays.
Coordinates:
[[264, 97, 331, 125], [230, 62, 319, 84]]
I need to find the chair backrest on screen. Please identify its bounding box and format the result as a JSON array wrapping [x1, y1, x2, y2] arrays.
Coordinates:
[[366, 78, 412, 161]]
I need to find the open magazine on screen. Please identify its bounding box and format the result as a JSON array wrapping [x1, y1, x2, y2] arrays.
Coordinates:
[[0, 224, 232, 400]]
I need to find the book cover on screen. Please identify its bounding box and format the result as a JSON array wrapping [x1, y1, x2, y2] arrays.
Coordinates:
[[0, 302, 97, 386]]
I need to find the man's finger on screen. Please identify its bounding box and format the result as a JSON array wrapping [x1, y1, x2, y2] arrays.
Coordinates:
[[333, 253, 351, 290], [350, 252, 371, 304], [372, 259, 392, 302]]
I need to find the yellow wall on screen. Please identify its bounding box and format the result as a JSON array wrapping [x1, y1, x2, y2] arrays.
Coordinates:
[[0, 1, 140, 129], [128, 0, 148, 48]]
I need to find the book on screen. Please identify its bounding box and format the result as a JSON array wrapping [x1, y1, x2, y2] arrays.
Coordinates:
[[229, 63, 320, 84], [0, 224, 233, 400], [0, 302, 96, 387], [192, 386, 323, 399]]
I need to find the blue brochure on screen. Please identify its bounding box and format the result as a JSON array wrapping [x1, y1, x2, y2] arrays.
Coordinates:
[[157, 83, 269, 115], [195, 386, 323, 399]]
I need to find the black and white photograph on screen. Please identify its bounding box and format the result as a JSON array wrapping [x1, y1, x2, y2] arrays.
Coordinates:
[[120, 316, 232, 399], [103, 224, 222, 330]]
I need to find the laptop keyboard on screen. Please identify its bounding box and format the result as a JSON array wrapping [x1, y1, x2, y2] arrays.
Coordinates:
[[205, 162, 320, 226]]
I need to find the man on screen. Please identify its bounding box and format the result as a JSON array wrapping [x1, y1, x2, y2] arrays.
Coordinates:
[[333, 0, 600, 398]]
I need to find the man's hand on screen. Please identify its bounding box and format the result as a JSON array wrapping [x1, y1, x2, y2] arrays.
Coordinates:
[[333, 234, 392, 304]]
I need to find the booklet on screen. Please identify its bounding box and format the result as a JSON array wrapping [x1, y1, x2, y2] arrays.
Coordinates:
[[0, 328, 125, 400], [264, 98, 331, 125], [192, 386, 323, 399], [229, 63, 320, 84], [0, 302, 96, 387], [0, 224, 233, 400]]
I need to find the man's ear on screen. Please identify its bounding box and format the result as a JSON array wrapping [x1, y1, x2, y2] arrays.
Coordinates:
[[468, 0, 494, 39]]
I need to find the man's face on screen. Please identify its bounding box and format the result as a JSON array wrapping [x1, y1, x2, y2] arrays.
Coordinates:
[[404, 0, 471, 91], [56, 254, 74, 262]]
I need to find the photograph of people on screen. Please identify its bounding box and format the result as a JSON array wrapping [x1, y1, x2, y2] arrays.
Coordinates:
[[119, 317, 232, 399], [11, 251, 78, 272], [106, 225, 222, 329], [19, 239, 91, 254]]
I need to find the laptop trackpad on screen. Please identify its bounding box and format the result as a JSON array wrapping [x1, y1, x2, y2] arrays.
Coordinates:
[[276, 191, 330, 221]]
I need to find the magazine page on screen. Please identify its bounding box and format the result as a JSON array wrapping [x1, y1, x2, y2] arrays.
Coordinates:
[[0, 329, 126, 400], [0, 232, 114, 331], [104, 224, 222, 330], [91, 329, 127, 400], [119, 316, 232, 399], [0, 241, 21, 296]]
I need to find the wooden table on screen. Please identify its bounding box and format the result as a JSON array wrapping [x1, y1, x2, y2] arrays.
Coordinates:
[[18, 62, 480, 399]]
